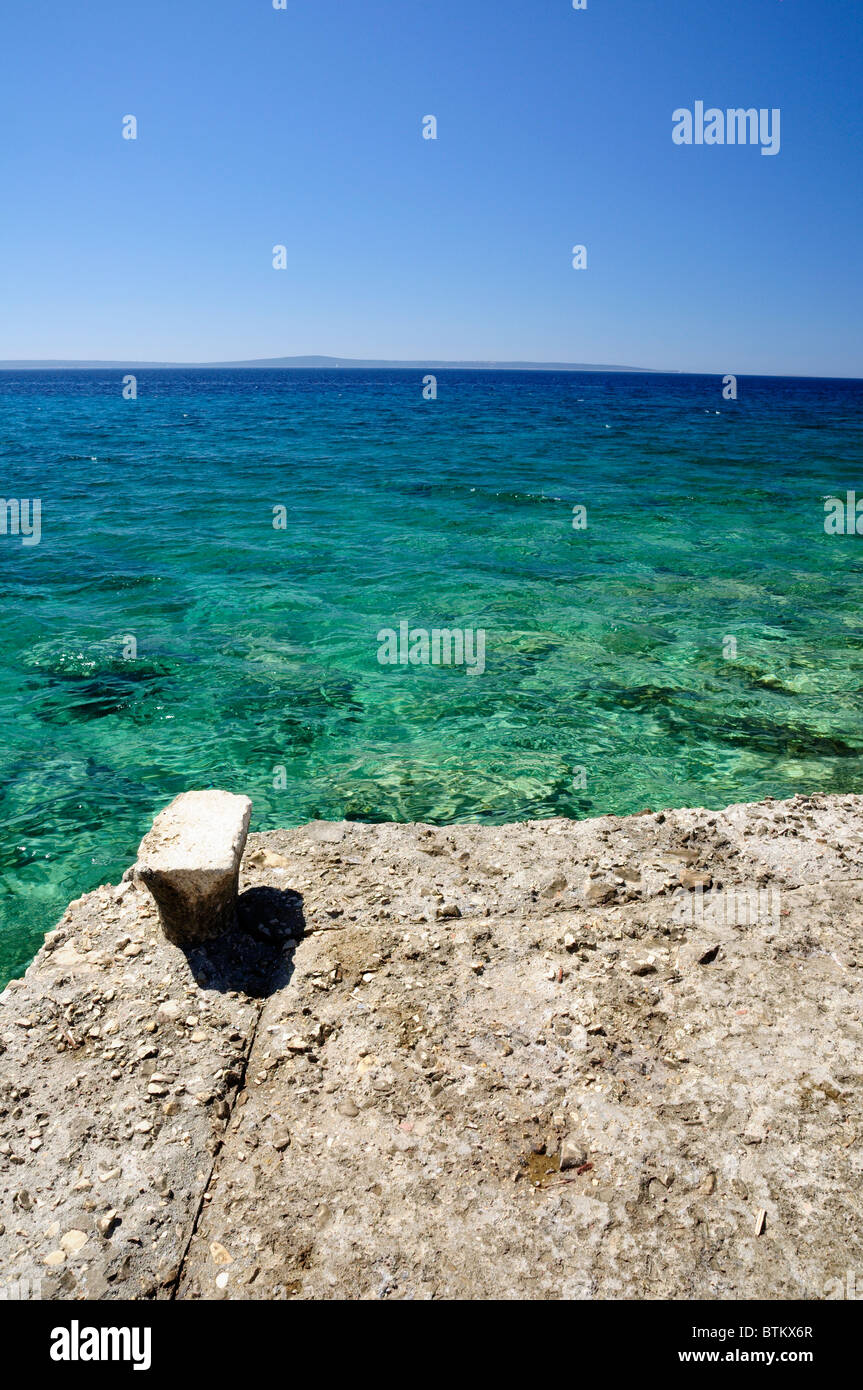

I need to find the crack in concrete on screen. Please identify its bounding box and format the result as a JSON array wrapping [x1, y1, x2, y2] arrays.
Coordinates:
[[169, 993, 270, 1299]]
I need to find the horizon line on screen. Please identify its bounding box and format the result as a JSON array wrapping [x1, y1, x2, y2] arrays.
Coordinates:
[[0, 355, 861, 381]]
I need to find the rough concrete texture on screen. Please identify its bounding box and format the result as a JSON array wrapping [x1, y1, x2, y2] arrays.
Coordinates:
[[135, 790, 252, 947], [1, 793, 862, 1300]]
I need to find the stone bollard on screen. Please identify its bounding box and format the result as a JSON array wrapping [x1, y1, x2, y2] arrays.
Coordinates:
[[134, 790, 252, 948]]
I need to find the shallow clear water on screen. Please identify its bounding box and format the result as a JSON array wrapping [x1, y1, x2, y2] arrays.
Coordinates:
[[1, 367, 862, 983]]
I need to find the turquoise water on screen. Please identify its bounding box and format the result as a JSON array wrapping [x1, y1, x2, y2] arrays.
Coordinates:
[[1, 368, 862, 983]]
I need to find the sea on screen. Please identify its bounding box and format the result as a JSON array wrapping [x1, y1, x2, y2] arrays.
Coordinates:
[[1, 367, 861, 983]]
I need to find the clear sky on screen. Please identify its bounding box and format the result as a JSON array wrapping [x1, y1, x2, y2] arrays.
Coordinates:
[[1, 0, 861, 375]]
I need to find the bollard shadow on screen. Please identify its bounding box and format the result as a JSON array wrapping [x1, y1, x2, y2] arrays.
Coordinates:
[[182, 887, 305, 998]]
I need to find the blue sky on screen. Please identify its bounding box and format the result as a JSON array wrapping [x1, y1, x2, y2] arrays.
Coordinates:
[[0, 0, 861, 375]]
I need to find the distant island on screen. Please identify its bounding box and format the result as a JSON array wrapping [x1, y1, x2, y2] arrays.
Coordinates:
[[0, 355, 657, 372]]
